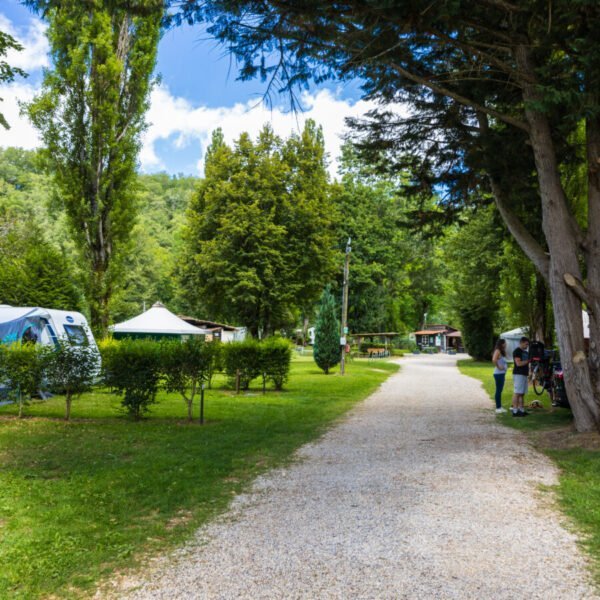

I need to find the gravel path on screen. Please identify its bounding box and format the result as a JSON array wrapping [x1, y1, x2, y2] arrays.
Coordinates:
[[107, 354, 597, 599]]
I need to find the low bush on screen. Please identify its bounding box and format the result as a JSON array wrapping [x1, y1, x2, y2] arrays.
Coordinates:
[[261, 338, 292, 390], [161, 337, 211, 421], [0, 342, 46, 418], [223, 339, 262, 390], [390, 349, 407, 357], [395, 337, 417, 351], [44, 340, 98, 420], [204, 340, 223, 389], [100, 339, 162, 419]]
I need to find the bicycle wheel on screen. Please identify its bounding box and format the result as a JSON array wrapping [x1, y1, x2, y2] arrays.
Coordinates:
[[532, 364, 545, 395]]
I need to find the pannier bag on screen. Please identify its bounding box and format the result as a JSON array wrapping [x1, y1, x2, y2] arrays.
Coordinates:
[[529, 341, 545, 361]]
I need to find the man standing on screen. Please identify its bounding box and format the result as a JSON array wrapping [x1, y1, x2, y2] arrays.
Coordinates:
[[512, 337, 530, 417]]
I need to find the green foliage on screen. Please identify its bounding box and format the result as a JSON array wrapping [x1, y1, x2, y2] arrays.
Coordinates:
[[161, 337, 211, 420], [0, 342, 46, 418], [396, 337, 417, 351], [203, 341, 223, 390], [459, 311, 494, 361], [332, 144, 443, 333], [27, 1, 162, 334], [111, 174, 197, 322], [44, 340, 98, 420], [0, 31, 27, 129], [0, 149, 201, 321], [442, 208, 504, 360], [0, 216, 81, 309], [100, 339, 161, 419], [223, 339, 262, 390], [180, 122, 337, 336], [260, 338, 292, 390], [313, 287, 340, 374]]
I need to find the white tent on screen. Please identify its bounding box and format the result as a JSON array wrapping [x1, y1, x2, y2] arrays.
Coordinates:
[[500, 326, 529, 358], [111, 302, 210, 339], [501, 310, 590, 358]]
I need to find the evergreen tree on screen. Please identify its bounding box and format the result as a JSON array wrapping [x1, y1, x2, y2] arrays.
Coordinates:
[[0, 217, 81, 310], [27, 0, 162, 335], [313, 287, 340, 375]]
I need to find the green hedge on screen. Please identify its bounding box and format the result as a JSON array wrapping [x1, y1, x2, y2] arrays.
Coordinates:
[[260, 338, 293, 391], [99, 339, 162, 420], [222, 338, 292, 391]]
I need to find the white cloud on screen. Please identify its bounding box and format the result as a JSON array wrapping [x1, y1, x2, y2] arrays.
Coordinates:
[[0, 81, 41, 148], [0, 10, 404, 177], [0, 14, 49, 71], [141, 85, 398, 177]]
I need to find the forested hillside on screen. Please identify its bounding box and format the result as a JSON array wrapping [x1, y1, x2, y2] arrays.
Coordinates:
[[0, 142, 547, 344], [0, 147, 196, 322]]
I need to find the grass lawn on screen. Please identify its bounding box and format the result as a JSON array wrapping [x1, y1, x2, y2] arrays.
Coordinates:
[[458, 359, 600, 584], [0, 355, 399, 599]]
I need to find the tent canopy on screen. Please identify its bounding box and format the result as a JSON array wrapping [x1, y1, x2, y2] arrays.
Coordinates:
[[111, 302, 210, 337]]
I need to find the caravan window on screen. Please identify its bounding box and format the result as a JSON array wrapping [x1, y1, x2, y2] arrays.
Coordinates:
[[41, 319, 59, 347], [64, 324, 88, 346]]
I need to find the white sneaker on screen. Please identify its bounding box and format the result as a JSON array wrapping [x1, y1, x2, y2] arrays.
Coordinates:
[[495, 407, 507, 413]]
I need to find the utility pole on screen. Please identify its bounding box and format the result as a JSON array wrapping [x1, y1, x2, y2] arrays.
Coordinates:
[[340, 237, 351, 375]]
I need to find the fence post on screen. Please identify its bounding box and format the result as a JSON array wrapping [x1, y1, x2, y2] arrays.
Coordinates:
[[199, 383, 205, 425]]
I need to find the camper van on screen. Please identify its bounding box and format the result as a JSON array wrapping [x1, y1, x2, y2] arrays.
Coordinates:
[[0, 305, 98, 350]]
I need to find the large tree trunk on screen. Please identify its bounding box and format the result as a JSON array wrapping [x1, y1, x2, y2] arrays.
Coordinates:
[[585, 110, 600, 392], [89, 258, 111, 336], [516, 46, 600, 432]]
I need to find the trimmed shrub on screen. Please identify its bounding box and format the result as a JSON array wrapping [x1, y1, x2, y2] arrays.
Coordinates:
[[97, 338, 119, 389], [161, 337, 211, 421], [204, 341, 223, 389], [313, 287, 340, 374], [261, 338, 292, 391], [44, 339, 98, 420], [0, 342, 47, 418], [100, 339, 161, 420], [395, 337, 417, 351], [223, 339, 262, 390]]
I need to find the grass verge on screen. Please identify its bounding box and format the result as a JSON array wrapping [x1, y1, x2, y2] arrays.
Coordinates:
[[458, 358, 600, 583], [0, 355, 399, 599]]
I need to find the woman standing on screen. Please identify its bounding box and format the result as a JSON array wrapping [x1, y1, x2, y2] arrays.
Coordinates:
[[492, 339, 508, 413]]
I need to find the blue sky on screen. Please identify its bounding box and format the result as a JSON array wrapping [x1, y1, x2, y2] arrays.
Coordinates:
[[0, 1, 378, 177]]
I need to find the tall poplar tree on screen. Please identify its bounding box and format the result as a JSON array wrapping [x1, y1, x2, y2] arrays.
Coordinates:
[[27, 0, 162, 334]]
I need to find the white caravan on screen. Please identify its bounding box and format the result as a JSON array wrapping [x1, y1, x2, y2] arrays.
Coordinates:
[[0, 305, 98, 350]]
